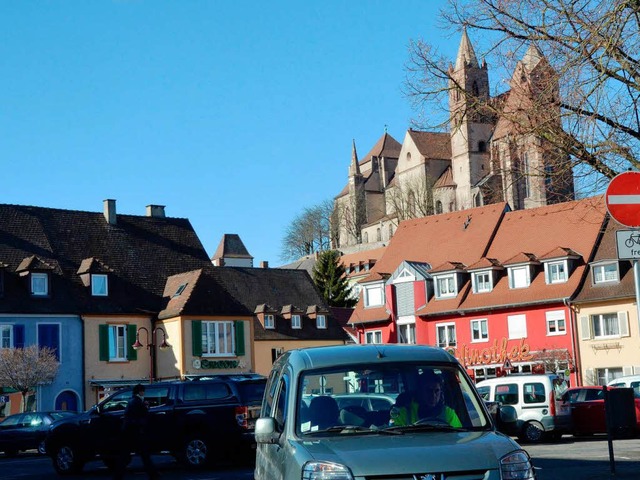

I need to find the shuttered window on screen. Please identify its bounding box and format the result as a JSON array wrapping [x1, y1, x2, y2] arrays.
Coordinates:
[[395, 282, 414, 317]]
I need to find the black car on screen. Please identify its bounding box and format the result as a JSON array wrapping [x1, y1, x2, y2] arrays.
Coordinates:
[[45, 374, 266, 474], [0, 411, 77, 456]]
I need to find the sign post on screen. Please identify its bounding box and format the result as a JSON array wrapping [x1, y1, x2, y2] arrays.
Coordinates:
[[606, 171, 640, 332]]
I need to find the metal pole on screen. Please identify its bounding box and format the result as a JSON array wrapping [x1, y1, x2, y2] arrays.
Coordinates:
[[634, 260, 640, 334]]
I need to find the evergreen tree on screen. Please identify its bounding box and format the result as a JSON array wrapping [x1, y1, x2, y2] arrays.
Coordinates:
[[312, 250, 357, 308]]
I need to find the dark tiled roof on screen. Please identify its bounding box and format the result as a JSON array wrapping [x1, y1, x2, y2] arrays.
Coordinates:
[[0, 204, 211, 315], [211, 234, 253, 261], [407, 130, 452, 160]]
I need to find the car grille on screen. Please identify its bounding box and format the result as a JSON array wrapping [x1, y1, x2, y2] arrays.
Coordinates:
[[364, 470, 490, 480]]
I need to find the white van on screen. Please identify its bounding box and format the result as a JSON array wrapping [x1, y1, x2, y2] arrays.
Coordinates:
[[608, 374, 640, 395], [476, 374, 571, 443]]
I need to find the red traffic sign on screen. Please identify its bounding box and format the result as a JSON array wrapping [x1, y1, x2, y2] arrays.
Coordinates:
[[606, 171, 640, 227]]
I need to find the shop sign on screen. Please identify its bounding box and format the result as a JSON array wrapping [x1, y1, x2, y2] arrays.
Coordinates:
[[446, 337, 532, 368]]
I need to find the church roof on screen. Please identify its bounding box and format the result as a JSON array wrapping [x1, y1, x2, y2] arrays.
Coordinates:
[[455, 28, 479, 70], [407, 130, 451, 160], [434, 166, 456, 188], [211, 234, 253, 261], [359, 132, 401, 169]]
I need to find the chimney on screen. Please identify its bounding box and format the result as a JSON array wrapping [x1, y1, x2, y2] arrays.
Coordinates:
[[146, 204, 166, 218], [260, 261, 269, 269], [103, 199, 117, 225]]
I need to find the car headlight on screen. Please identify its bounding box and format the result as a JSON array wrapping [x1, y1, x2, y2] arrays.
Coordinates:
[[302, 461, 354, 480], [500, 450, 536, 480]]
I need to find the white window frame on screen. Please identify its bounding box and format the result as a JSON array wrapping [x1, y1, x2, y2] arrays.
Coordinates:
[[202, 321, 235, 357], [91, 274, 109, 296], [436, 322, 457, 348], [31, 272, 48, 296], [545, 260, 567, 284], [316, 315, 326, 329], [0, 325, 13, 349], [364, 283, 384, 307], [264, 314, 275, 329], [470, 318, 489, 343], [292, 314, 302, 329], [508, 266, 530, 289], [507, 314, 527, 339], [364, 330, 382, 344], [472, 271, 492, 293], [593, 262, 619, 284], [546, 310, 567, 336], [108, 324, 127, 362], [591, 313, 623, 339], [435, 274, 457, 298]]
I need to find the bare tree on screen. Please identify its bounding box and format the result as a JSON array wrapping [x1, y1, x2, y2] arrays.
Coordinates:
[[386, 175, 436, 222], [0, 345, 59, 412], [281, 200, 334, 262], [332, 188, 367, 248], [405, 0, 640, 198]]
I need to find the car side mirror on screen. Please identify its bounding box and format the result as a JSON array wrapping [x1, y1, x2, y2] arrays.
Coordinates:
[[499, 405, 518, 424], [255, 417, 280, 444], [90, 404, 101, 415]]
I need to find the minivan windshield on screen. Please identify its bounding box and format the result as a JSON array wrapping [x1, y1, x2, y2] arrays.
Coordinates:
[[296, 363, 489, 436]]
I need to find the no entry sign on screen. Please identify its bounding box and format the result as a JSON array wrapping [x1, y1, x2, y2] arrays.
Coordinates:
[[606, 171, 640, 227]]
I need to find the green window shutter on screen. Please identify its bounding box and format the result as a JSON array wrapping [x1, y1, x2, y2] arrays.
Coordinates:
[[234, 321, 245, 356], [127, 324, 138, 361], [99, 325, 109, 361], [192, 320, 202, 357]]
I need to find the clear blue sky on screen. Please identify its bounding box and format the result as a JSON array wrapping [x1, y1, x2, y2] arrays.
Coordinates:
[[1, 1, 460, 265]]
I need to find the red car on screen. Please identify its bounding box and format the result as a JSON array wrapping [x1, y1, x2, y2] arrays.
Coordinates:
[[561, 386, 640, 436]]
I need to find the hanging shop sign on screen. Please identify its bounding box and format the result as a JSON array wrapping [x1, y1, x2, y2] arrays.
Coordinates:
[[446, 337, 533, 368]]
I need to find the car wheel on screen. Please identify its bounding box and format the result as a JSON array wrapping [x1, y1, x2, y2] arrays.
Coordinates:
[[52, 445, 84, 475], [180, 437, 209, 468], [520, 421, 545, 443]]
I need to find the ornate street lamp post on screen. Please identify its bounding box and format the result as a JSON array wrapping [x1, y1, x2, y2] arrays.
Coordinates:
[[132, 326, 170, 384]]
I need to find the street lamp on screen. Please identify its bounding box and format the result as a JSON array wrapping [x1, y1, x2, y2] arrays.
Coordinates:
[[132, 326, 170, 383]]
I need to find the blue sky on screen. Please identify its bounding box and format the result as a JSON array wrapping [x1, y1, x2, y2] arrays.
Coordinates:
[[0, 1, 461, 265]]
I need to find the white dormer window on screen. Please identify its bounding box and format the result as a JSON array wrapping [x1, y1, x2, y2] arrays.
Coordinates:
[[265, 314, 275, 329], [435, 275, 456, 298], [316, 315, 326, 329], [545, 260, 567, 284], [364, 284, 384, 307], [472, 271, 492, 293], [31, 273, 49, 296], [292, 315, 301, 329], [508, 266, 530, 289], [91, 274, 109, 296], [593, 262, 619, 284]]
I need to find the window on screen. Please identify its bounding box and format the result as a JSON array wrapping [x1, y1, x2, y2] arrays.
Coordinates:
[[31, 273, 48, 296], [436, 323, 456, 348], [546, 261, 567, 283], [522, 153, 530, 198], [523, 382, 545, 404], [592, 313, 622, 338], [202, 321, 235, 356], [173, 283, 188, 297], [376, 228, 381, 242], [184, 383, 231, 401], [436, 201, 443, 214], [546, 311, 566, 336], [292, 315, 301, 329], [495, 384, 518, 405], [91, 274, 108, 296], [593, 263, 618, 284], [38, 324, 60, 361], [0, 325, 12, 349], [365, 330, 382, 344], [436, 275, 456, 298], [265, 314, 275, 329], [471, 319, 488, 342], [397, 323, 416, 344], [509, 266, 530, 288], [507, 314, 527, 339], [364, 284, 384, 307], [108, 325, 128, 361], [316, 315, 326, 329], [472, 271, 491, 293], [478, 141, 486, 152]]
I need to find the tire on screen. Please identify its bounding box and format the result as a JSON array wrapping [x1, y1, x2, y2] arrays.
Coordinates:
[[179, 437, 209, 468], [519, 421, 545, 443], [52, 445, 84, 475]]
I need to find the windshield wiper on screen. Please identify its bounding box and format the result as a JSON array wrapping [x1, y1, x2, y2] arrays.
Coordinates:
[[304, 425, 403, 435], [386, 423, 469, 433]]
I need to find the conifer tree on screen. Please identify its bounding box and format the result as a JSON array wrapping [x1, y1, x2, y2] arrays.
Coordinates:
[[312, 250, 357, 308]]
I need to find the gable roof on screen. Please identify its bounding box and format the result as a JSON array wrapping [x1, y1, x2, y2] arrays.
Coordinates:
[[407, 129, 452, 160], [211, 234, 253, 261]]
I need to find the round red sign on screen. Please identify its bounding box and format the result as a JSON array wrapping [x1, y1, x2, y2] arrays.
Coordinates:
[[605, 171, 640, 227]]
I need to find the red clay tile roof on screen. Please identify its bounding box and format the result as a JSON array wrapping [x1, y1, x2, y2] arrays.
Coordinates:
[[407, 130, 451, 160], [503, 252, 539, 265], [430, 261, 467, 273], [434, 166, 456, 188], [466, 257, 503, 270], [340, 247, 387, 279]]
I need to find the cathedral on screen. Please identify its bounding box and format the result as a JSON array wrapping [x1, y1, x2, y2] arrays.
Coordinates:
[[333, 31, 575, 252]]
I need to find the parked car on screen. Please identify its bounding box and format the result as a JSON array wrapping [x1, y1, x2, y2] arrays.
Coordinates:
[[608, 375, 640, 393], [0, 411, 77, 456], [561, 386, 640, 436], [45, 374, 266, 474], [476, 374, 571, 443], [255, 344, 536, 480]]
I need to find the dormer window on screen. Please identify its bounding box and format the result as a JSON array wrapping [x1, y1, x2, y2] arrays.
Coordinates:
[[545, 260, 567, 284], [472, 271, 492, 293], [508, 266, 530, 289], [316, 314, 326, 329], [265, 314, 275, 329], [435, 274, 457, 298], [31, 272, 49, 296], [292, 315, 301, 329], [364, 284, 384, 307], [91, 274, 109, 296], [593, 262, 619, 284]]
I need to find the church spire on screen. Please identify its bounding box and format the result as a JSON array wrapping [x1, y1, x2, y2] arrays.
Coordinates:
[[455, 28, 479, 70], [349, 139, 361, 177]]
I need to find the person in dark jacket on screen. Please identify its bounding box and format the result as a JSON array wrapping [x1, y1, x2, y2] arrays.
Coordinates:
[[113, 384, 159, 480]]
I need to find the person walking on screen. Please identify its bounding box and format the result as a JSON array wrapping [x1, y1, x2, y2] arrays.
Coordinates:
[[113, 383, 159, 480]]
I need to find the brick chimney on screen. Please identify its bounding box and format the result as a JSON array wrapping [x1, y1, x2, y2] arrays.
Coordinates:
[[260, 261, 269, 268], [146, 204, 166, 218], [103, 199, 117, 225]]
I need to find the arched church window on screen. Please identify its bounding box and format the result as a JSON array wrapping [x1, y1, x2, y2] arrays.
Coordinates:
[[408, 191, 416, 218], [472, 81, 479, 95], [478, 141, 486, 152], [436, 201, 443, 214], [406, 152, 412, 162], [449, 202, 455, 212], [363, 232, 369, 243], [474, 194, 482, 207], [376, 228, 381, 242], [388, 224, 393, 239]]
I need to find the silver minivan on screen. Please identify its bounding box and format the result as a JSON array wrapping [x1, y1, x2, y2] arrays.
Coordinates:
[[254, 344, 535, 480]]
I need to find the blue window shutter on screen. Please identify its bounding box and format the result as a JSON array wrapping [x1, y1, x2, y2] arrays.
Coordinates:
[[38, 324, 60, 361], [13, 325, 25, 349], [192, 321, 202, 357], [99, 325, 109, 361]]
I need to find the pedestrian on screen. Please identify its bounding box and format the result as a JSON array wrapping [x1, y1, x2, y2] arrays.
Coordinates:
[[113, 383, 159, 480]]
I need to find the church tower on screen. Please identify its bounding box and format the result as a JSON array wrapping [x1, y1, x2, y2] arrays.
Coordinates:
[[448, 30, 494, 210], [346, 140, 365, 245]]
